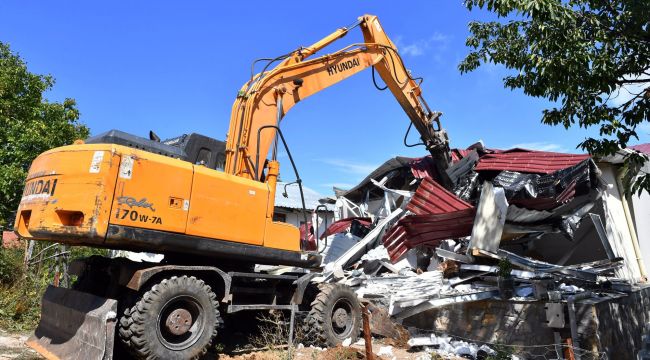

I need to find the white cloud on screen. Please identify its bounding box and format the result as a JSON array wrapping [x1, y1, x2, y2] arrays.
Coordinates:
[[636, 122, 650, 135], [320, 183, 356, 190], [394, 32, 449, 57], [319, 159, 378, 175], [608, 75, 649, 107], [509, 142, 567, 152], [401, 43, 425, 57]]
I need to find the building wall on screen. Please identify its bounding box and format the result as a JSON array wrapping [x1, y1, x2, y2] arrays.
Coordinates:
[[632, 162, 650, 277], [598, 163, 644, 282], [401, 287, 650, 359], [273, 207, 335, 238]]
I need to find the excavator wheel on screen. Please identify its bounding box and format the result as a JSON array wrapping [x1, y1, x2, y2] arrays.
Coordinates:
[[303, 283, 361, 347], [118, 275, 221, 360]]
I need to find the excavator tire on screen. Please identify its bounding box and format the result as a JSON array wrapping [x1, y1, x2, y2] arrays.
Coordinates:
[[303, 283, 361, 347], [118, 275, 220, 360]]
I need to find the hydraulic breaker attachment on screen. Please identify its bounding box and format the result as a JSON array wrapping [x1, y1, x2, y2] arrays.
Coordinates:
[[26, 286, 118, 360]]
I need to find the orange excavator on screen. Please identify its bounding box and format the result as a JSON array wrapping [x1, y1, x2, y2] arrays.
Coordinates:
[[16, 14, 450, 360]]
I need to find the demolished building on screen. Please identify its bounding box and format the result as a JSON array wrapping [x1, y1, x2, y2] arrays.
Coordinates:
[[311, 142, 650, 359]]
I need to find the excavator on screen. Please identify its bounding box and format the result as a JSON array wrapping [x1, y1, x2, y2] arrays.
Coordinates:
[[14, 14, 450, 360]]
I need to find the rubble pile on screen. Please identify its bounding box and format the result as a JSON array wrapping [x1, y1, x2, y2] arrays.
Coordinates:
[[314, 142, 643, 323]]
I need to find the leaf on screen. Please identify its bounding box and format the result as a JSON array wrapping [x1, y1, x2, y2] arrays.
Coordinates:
[[461, 0, 650, 194]]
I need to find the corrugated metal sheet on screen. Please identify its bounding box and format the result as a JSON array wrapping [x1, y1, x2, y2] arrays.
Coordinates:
[[320, 217, 372, 239], [506, 206, 554, 223], [384, 209, 475, 262], [383, 225, 409, 262], [409, 156, 439, 180], [474, 149, 590, 174], [407, 177, 473, 215], [400, 209, 475, 247], [450, 149, 474, 163], [384, 178, 475, 262], [631, 143, 650, 155]]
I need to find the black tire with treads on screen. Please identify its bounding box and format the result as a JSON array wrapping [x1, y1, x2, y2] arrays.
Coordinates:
[[303, 283, 361, 347], [118, 275, 220, 360]]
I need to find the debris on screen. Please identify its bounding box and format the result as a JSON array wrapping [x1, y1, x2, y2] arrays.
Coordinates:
[[377, 346, 393, 357], [323, 208, 404, 276], [446, 150, 479, 186], [364, 303, 407, 341], [313, 143, 644, 354], [558, 283, 584, 293], [439, 260, 459, 278], [321, 233, 361, 264], [383, 208, 475, 262], [394, 290, 499, 320], [408, 333, 497, 359], [469, 181, 508, 255], [320, 217, 371, 240]]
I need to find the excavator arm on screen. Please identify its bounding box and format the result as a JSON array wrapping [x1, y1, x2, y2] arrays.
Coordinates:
[[224, 14, 451, 183]]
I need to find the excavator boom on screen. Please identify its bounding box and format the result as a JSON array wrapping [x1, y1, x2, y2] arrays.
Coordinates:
[[224, 14, 450, 182]]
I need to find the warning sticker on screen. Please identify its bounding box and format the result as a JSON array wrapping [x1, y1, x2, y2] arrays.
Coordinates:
[[119, 155, 134, 179], [373, 18, 382, 32], [89, 151, 104, 173]]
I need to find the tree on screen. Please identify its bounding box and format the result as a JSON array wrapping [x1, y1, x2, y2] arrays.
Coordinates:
[[0, 42, 89, 226], [460, 0, 650, 194]]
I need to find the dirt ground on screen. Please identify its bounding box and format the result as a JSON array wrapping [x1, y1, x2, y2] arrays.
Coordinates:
[[0, 330, 40, 360], [216, 342, 434, 360], [0, 330, 448, 360]]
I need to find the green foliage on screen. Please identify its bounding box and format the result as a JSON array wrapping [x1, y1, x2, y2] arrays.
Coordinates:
[[0, 271, 44, 332], [486, 344, 514, 360], [497, 258, 513, 278], [461, 0, 650, 195], [0, 247, 23, 285], [0, 42, 89, 226], [0, 243, 108, 332], [69, 244, 110, 260]]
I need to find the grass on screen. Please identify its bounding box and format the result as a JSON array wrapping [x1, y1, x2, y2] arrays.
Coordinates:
[[0, 243, 108, 332]]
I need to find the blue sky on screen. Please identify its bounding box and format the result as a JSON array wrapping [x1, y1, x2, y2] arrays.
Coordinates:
[[2, 1, 648, 195]]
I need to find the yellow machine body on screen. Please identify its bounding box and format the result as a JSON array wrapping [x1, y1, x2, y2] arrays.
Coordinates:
[[15, 143, 300, 253]]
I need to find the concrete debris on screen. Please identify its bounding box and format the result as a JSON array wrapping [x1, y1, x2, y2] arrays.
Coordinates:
[[558, 283, 584, 293], [321, 232, 361, 264], [408, 333, 497, 359], [322, 208, 403, 279], [377, 345, 394, 357], [469, 181, 508, 254], [305, 143, 650, 356]]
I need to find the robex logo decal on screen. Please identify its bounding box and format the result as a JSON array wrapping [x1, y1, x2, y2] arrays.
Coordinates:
[[22, 178, 58, 201], [117, 196, 156, 212], [326, 58, 360, 76]]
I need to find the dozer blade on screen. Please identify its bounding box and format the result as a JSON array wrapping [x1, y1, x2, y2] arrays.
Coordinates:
[[26, 285, 118, 360]]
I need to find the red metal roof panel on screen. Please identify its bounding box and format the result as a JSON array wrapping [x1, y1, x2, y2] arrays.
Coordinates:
[[319, 217, 371, 239], [383, 225, 409, 262], [409, 156, 439, 180], [475, 149, 590, 174], [407, 177, 473, 215], [383, 208, 476, 263], [631, 143, 650, 155]]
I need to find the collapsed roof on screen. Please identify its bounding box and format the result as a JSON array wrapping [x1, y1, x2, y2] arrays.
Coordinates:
[[319, 142, 650, 289]]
